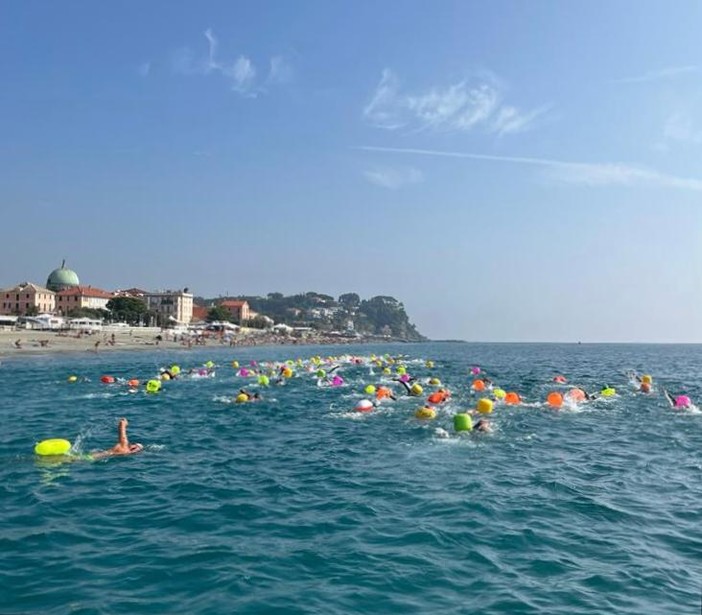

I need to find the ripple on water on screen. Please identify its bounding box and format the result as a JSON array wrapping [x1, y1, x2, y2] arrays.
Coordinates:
[[0, 343, 700, 614]]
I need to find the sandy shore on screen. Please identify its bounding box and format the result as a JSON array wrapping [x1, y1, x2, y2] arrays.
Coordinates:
[[0, 327, 374, 358]]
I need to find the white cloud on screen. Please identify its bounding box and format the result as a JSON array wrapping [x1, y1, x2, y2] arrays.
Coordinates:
[[613, 65, 698, 84], [662, 111, 702, 145], [363, 69, 546, 135], [225, 56, 256, 93], [137, 62, 151, 77], [363, 167, 424, 189], [173, 29, 290, 96], [492, 104, 551, 136], [267, 56, 293, 84], [357, 145, 702, 191]]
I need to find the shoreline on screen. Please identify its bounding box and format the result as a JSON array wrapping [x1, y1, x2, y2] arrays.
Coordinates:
[[0, 328, 419, 359]]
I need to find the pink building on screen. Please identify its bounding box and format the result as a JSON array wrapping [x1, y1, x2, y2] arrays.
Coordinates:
[[0, 282, 56, 315], [56, 285, 115, 314], [219, 300, 251, 323]]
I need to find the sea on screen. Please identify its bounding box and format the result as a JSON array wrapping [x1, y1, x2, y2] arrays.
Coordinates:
[[0, 342, 700, 615]]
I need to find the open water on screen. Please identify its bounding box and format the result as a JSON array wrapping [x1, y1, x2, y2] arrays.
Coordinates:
[[0, 342, 700, 614]]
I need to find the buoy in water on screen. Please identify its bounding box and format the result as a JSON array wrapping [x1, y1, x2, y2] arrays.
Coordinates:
[[355, 399, 374, 412], [146, 379, 161, 393], [547, 392, 563, 408], [454, 413, 473, 432], [504, 392, 521, 405], [476, 398, 494, 414], [472, 379, 485, 391], [674, 395, 691, 408], [35, 439, 71, 456], [415, 406, 437, 420]]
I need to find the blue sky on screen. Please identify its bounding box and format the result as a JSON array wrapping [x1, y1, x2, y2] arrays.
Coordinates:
[[2, 1, 702, 342]]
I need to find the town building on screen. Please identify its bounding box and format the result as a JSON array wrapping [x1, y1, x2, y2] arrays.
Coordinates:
[[219, 300, 251, 323], [0, 282, 56, 315], [144, 289, 194, 324], [56, 286, 114, 314], [46, 260, 80, 292], [191, 305, 209, 322]]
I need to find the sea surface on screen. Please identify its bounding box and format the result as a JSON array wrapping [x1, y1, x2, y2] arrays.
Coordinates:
[[0, 342, 700, 614]]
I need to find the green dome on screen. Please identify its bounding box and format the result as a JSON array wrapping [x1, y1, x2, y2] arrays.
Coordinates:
[[47, 261, 80, 292]]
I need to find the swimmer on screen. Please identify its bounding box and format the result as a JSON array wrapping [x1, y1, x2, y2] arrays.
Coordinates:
[[239, 389, 262, 401], [663, 389, 691, 409], [393, 378, 422, 397], [90, 418, 143, 459], [474, 419, 493, 433]]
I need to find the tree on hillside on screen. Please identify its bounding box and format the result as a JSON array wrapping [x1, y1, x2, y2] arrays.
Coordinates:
[[338, 293, 360, 310], [106, 297, 148, 325], [206, 306, 232, 322]]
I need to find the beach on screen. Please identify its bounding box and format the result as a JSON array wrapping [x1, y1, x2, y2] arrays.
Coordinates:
[[0, 326, 372, 358]]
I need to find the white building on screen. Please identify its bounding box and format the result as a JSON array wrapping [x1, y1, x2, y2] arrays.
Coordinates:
[[145, 289, 194, 324]]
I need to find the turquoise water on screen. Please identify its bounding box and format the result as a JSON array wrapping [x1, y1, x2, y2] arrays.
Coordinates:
[[1, 343, 700, 614]]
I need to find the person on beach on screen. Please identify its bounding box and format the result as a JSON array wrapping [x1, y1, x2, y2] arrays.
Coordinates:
[[14, 339, 22, 349], [90, 418, 143, 459]]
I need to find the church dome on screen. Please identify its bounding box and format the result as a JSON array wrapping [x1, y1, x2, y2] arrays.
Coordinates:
[[47, 260, 80, 292]]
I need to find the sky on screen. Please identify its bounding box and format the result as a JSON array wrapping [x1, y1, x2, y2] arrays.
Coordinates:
[[2, 1, 702, 342]]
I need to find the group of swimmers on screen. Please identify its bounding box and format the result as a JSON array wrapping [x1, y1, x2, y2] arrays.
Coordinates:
[[41, 354, 698, 461]]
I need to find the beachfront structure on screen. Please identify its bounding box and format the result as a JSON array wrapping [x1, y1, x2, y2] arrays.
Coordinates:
[[0, 282, 56, 315], [56, 285, 114, 314], [219, 300, 251, 323], [191, 305, 208, 323], [46, 260, 80, 292], [24, 314, 65, 330], [144, 289, 194, 324]]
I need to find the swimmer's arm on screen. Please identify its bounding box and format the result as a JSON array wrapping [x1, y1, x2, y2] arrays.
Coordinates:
[[663, 390, 674, 407], [393, 379, 411, 394], [118, 418, 129, 448]]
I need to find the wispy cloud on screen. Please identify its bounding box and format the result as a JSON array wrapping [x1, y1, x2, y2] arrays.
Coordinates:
[[613, 65, 698, 84], [137, 62, 151, 77], [363, 166, 424, 189], [363, 69, 547, 135], [662, 111, 702, 145], [267, 56, 294, 85], [357, 145, 702, 191], [173, 29, 291, 96]]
